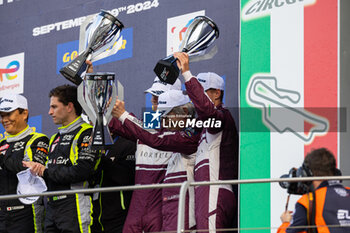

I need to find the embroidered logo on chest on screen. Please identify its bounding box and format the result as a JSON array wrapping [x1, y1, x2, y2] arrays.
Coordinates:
[[13, 141, 25, 151], [62, 135, 74, 141]]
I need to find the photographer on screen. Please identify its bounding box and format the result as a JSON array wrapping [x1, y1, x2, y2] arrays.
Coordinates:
[[278, 148, 350, 233]]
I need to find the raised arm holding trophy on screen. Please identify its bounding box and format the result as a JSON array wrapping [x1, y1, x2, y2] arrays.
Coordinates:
[[153, 15, 220, 84], [59, 10, 124, 149]]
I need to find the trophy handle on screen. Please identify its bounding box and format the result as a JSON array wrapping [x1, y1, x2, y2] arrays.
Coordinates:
[[77, 82, 97, 124], [104, 83, 117, 124], [117, 80, 124, 102]]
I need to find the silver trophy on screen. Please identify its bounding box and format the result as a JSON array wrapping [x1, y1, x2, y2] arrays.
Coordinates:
[[60, 10, 124, 85], [78, 72, 124, 149], [154, 15, 219, 84]]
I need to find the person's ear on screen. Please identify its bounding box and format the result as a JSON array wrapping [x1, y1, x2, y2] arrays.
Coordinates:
[[215, 89, 221, 100], [21, 109, 29, 121], [67, 102, 75, 113]]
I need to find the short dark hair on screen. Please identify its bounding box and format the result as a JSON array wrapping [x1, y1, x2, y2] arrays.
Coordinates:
[[18, 108, 29, 123], [304, 148, 337, 176], [219, 90, 224, 102], [49, 85, 82, 116]]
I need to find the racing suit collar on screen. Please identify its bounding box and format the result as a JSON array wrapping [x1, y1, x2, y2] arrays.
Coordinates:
[[6, 125, 32, 142], [58, 116, 85, 134]]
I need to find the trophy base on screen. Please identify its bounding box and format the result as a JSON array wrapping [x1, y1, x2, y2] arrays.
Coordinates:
[[90, 120, 114, 150], [59, 52, 89, 86], [153, 56, 179, 85]]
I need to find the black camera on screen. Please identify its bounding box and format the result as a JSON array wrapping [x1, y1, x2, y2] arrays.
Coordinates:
[[280, 163, 342, 195], [279, 164, 313, 195]]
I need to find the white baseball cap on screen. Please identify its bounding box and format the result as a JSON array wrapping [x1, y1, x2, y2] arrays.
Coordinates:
[[145, 76, 182, 96], [0, 94, 28, 112], [157, 90, 190, 116], [196, 72, 225, 91], [17, 168, 47, 204]]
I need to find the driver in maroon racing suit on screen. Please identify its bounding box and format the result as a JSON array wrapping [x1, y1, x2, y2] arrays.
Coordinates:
[[173, 52, 239, 232], [84, 58, 183, 232], [108, 81, 185, 232], [111, 90, 201, 231]]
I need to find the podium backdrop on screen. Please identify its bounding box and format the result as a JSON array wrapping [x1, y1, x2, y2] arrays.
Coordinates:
[[0, 0, 240, 137], [2, 0, 349, 232]]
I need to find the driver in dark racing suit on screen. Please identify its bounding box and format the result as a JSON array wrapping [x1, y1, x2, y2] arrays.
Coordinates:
[[0, 93, 48, 233], [24, 85, 98, 233]]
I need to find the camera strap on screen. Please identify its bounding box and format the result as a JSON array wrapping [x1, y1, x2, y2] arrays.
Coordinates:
[[307, 190, 318, 233]]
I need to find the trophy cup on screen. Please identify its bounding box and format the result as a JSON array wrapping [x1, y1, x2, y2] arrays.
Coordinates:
[[153, 15, 219, 84], [77, 72, 123, 149], [60, 10, 124, 85]]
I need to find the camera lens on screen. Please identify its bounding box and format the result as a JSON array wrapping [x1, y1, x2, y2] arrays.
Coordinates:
[[279, 174, 290, 189]]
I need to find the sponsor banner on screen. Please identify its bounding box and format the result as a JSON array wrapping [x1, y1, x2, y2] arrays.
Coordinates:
[[56, 28, 133, 74], [241, 0, 316, 21], [32, 0, 160, 37], [1, 0, 240, 140], [0, 52, 24, 94], [0, 115, 42, 140], [240, 0, 338, 232]]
